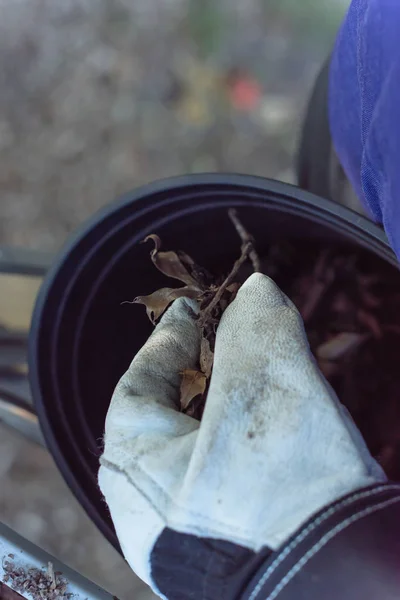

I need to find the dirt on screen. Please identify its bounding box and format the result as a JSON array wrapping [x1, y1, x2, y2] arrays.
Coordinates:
[[261, 240, 400, 481], [2, 558, 71, 600]]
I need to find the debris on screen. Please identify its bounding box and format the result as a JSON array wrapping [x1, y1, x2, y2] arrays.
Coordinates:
[[131, 210, 260, 414], [228, 209, 260, 273], [317, 332, 366, 361], [129, 286, 200, 324], [197, 239, 253, 328], [144, 234, 201, 288], [179, 369, 207, 411], [1, 559, 71, 599], [200, 337, 214, 379]]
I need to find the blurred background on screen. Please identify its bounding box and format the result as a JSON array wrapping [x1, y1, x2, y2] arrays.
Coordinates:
[[0, 0, 349, 598]]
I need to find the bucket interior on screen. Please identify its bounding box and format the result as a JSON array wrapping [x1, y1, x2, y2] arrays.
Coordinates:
[[30, 176, 395, 549]]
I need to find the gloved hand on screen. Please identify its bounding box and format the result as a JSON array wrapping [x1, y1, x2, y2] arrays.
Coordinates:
[[99, 273, 385, 599]]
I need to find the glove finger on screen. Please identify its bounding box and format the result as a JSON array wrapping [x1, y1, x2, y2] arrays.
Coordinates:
[[100, 297, 201, 587], [212, 272, 306, 391], [170, 273, 384, 554], [114, 296, 201, 412], [206, 272, 383, 476], [103, 296, 201, 445]]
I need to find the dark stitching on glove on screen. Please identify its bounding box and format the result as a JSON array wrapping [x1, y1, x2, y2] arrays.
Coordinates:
[[262, 496, 400, 600], [247, 484, 400, 600]]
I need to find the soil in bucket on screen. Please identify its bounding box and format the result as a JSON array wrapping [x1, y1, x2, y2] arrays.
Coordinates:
[[266, 239, 400, 481]]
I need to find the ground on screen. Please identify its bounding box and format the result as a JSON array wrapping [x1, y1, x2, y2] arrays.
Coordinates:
[[0, 0, 348, 598]]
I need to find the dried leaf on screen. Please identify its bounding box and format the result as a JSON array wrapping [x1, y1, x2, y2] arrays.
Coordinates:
[[226, 282, 240, 294], [180, 369, 207, 410], [144, 235, 200, 287], [177, 250, 195, 267], [317, 332, 365, 361], [226, 282, 240, 304], [134, 286, 200, 324], [178, 250, 214, 288], [200, 337, 214, 378]]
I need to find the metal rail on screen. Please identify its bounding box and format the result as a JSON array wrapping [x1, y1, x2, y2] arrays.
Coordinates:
[[0, 522, 115, 600], [0, 246, 51, 443], [0, 248, 117, 599], [0, 247, 53, 278]]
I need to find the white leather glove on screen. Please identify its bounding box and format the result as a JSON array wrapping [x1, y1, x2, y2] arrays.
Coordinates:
[[99, 273, 385, 598]]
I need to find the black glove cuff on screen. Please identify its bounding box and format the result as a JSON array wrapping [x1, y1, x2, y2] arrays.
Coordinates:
[[151, 529, 272, 600], [151, 483, 400, 600], [241, 482, 400, 600]]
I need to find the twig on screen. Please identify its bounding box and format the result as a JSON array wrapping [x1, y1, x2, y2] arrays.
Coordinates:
[[228, 208, 261, 272], [198, 241, 252, 326]]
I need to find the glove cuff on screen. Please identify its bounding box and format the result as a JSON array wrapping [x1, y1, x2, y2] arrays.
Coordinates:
[[151, 483, 400, 600], [240, 482, 400, 600], [152, 529, 272, 600]]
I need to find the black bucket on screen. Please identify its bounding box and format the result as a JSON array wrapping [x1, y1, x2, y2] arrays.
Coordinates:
[[29, 173, 396, 551]]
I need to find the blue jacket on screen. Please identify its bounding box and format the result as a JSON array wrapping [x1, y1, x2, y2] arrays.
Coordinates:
[[330, 0, 400, 258]]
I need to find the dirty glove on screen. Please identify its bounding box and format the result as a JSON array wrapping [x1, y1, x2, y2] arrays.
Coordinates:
[[99, 273, 386, 599]]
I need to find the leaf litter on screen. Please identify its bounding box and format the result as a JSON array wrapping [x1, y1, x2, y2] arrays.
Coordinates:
[[130, 210, 400, 479], [127, 209, 260, 420], [180, 369, 207, 410], [1, 558, 71, 600]]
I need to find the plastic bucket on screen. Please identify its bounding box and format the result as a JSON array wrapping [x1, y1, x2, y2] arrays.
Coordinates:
[[29, 173, 396, 550]]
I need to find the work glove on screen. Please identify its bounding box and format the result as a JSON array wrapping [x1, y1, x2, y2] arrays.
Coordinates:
[[99, 273, 385, 599]]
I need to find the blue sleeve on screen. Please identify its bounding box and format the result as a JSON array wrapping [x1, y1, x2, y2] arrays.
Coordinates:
[[329, 0, 400, 258]]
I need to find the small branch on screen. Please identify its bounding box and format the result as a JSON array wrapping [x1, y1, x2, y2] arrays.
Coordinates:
[[228, 209, 261, 272], [198, 242, 252, 326]]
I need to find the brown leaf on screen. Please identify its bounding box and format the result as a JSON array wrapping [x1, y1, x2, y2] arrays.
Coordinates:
[[177, 250, 196, 268], [226, 282, 240, 294], [178, 251, 215, 288], [317, 332, 365, 361], [200, 337, 214, 378], [226, 282, 240, 304], [134, 286, 200, 324], [144, 235, 200, 287], [180, 369, 207, 410]]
